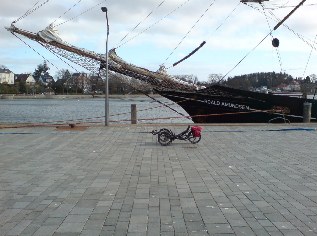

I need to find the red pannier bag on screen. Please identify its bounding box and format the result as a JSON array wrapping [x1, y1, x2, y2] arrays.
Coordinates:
[[191, 126, 202, 137]]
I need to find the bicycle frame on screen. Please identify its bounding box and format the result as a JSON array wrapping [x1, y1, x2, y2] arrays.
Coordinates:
[[152, 125, 202, 146]]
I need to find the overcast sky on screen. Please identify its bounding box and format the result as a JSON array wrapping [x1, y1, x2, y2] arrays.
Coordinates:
[[1, 0, 317, 81]]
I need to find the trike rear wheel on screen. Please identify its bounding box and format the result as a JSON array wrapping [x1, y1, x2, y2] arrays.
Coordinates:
[[158, 130, 172, 146]]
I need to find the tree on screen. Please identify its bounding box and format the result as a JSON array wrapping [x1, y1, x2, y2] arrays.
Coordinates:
[[73, 73, 86, 94], [33, 60, 50, 81], [0, 84, 17, 94], [208, 74, 223, 84], [31, 81, 43, 94], [32, 60, 53, 94], [309, 74, 317, 83], [224, 72, 295, 91], [305, 76, 311, 83], [53, 69, 72, 94], [52, 79, 62, 94], [90, 75, 101, 93], [55, 69, 70, 81], [16, 81, 27, 94]]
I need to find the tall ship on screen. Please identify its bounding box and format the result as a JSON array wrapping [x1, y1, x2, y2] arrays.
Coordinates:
[[5, 0, 317, 123]]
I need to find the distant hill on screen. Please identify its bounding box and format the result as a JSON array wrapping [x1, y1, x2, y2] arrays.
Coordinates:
[[223, 72, 294, 91]]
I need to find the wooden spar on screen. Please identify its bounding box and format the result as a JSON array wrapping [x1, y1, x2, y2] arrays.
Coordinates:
[[172, 41, 206, 67], [273, 0, 307, 31], [6, 25, 196, 91]]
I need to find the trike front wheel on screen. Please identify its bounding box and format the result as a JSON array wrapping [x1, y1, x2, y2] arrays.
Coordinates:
[[188, 132, 201, 144]]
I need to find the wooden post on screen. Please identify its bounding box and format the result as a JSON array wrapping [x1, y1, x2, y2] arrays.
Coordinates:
[[131, 104, 137, 124], [303, 102, 312, 123]]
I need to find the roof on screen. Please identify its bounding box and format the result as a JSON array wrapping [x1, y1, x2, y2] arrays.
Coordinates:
[[0, 68, 13, 74], [15, 74, 30, 82], [40, 73, 54, 82], [72, 73, 88, 78]]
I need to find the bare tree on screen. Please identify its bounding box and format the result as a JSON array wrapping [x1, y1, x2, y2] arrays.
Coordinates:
[[208, 74, 223, 84], [309, 74, 317, 83], [174, 74, 198, 84]]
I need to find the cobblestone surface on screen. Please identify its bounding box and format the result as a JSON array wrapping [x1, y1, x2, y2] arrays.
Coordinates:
[[0, 124, 317, 235]]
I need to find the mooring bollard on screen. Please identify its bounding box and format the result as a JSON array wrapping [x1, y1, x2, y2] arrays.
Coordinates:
[[303, 102, 312, 123], [131, 104, 137, 124]]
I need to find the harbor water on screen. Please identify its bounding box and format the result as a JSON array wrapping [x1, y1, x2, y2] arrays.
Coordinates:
[[0, 96, 192, 124]]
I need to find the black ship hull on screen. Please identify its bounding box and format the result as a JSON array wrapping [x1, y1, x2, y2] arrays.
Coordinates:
[[156, 85, 317, 123]]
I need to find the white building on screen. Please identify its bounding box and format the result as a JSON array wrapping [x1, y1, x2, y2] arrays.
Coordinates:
[[0, 68, 15, 84]]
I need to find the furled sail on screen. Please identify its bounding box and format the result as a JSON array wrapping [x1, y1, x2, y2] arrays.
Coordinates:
[[38, 24, 65, 44]]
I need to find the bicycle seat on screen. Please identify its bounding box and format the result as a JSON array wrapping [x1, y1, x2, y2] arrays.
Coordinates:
[[177, 125, 190, 137]]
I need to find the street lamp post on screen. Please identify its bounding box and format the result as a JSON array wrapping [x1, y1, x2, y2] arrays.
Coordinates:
[[101, 7, 109, 126]]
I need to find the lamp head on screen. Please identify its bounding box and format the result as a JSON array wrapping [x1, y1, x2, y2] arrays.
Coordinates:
[[101, 7, 107, 12]]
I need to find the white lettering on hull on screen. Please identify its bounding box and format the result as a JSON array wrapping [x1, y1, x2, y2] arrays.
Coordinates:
[[203, 99, 251, 110]]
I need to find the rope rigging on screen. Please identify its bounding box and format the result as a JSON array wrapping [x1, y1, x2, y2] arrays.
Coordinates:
[[9, 0, 111, 78], [218, 31, 272, 84], [164, 0, 216, 64], [13, 30, 85, 86], [260, 3, 284, 73], [11, 32, 59, 71], [245, 1, 317, 52], [302, 33, 317, 79], [213, 2, 241, 32], [9, 37, 185, 123], [116, 0, 191, 49], [218, 0, 308, 83], [268, 9, 317, 52], [13, 1, 40, 24], [51, 0, 83, 26], [13, 0, 108, 28], [169, 1, 241, 69], [199, 2, 241, 46], [264, 2, 317, 10], [13, 0, 50, 24], [128, 86, 190, 120], [54, 0, 108, 27], [99, 71, 191, 120], [116, 0, 166, 48], [39, 41, 82, 74]]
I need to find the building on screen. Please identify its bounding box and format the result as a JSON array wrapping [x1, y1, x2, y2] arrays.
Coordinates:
[[15, 74, 36, 85], [276, 80, 301, 92], [0, 68, 15, 84], [39, 73, 54, 85]]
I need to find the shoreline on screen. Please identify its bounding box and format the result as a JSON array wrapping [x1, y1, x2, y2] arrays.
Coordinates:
[[1, 122, 316, 129], [0, 94, 161, 100]]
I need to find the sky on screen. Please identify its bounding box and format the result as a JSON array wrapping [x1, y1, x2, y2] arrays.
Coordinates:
[[0, 0, 317, 82]]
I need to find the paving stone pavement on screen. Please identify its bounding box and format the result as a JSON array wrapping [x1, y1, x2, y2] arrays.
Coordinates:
[[0, 124, 317, 236]]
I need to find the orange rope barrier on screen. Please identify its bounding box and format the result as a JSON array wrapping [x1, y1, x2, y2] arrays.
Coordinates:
[[116, 109, 281, 122]]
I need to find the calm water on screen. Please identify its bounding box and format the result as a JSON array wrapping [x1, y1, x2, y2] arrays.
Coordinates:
[[0, 97, 192, 124]]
